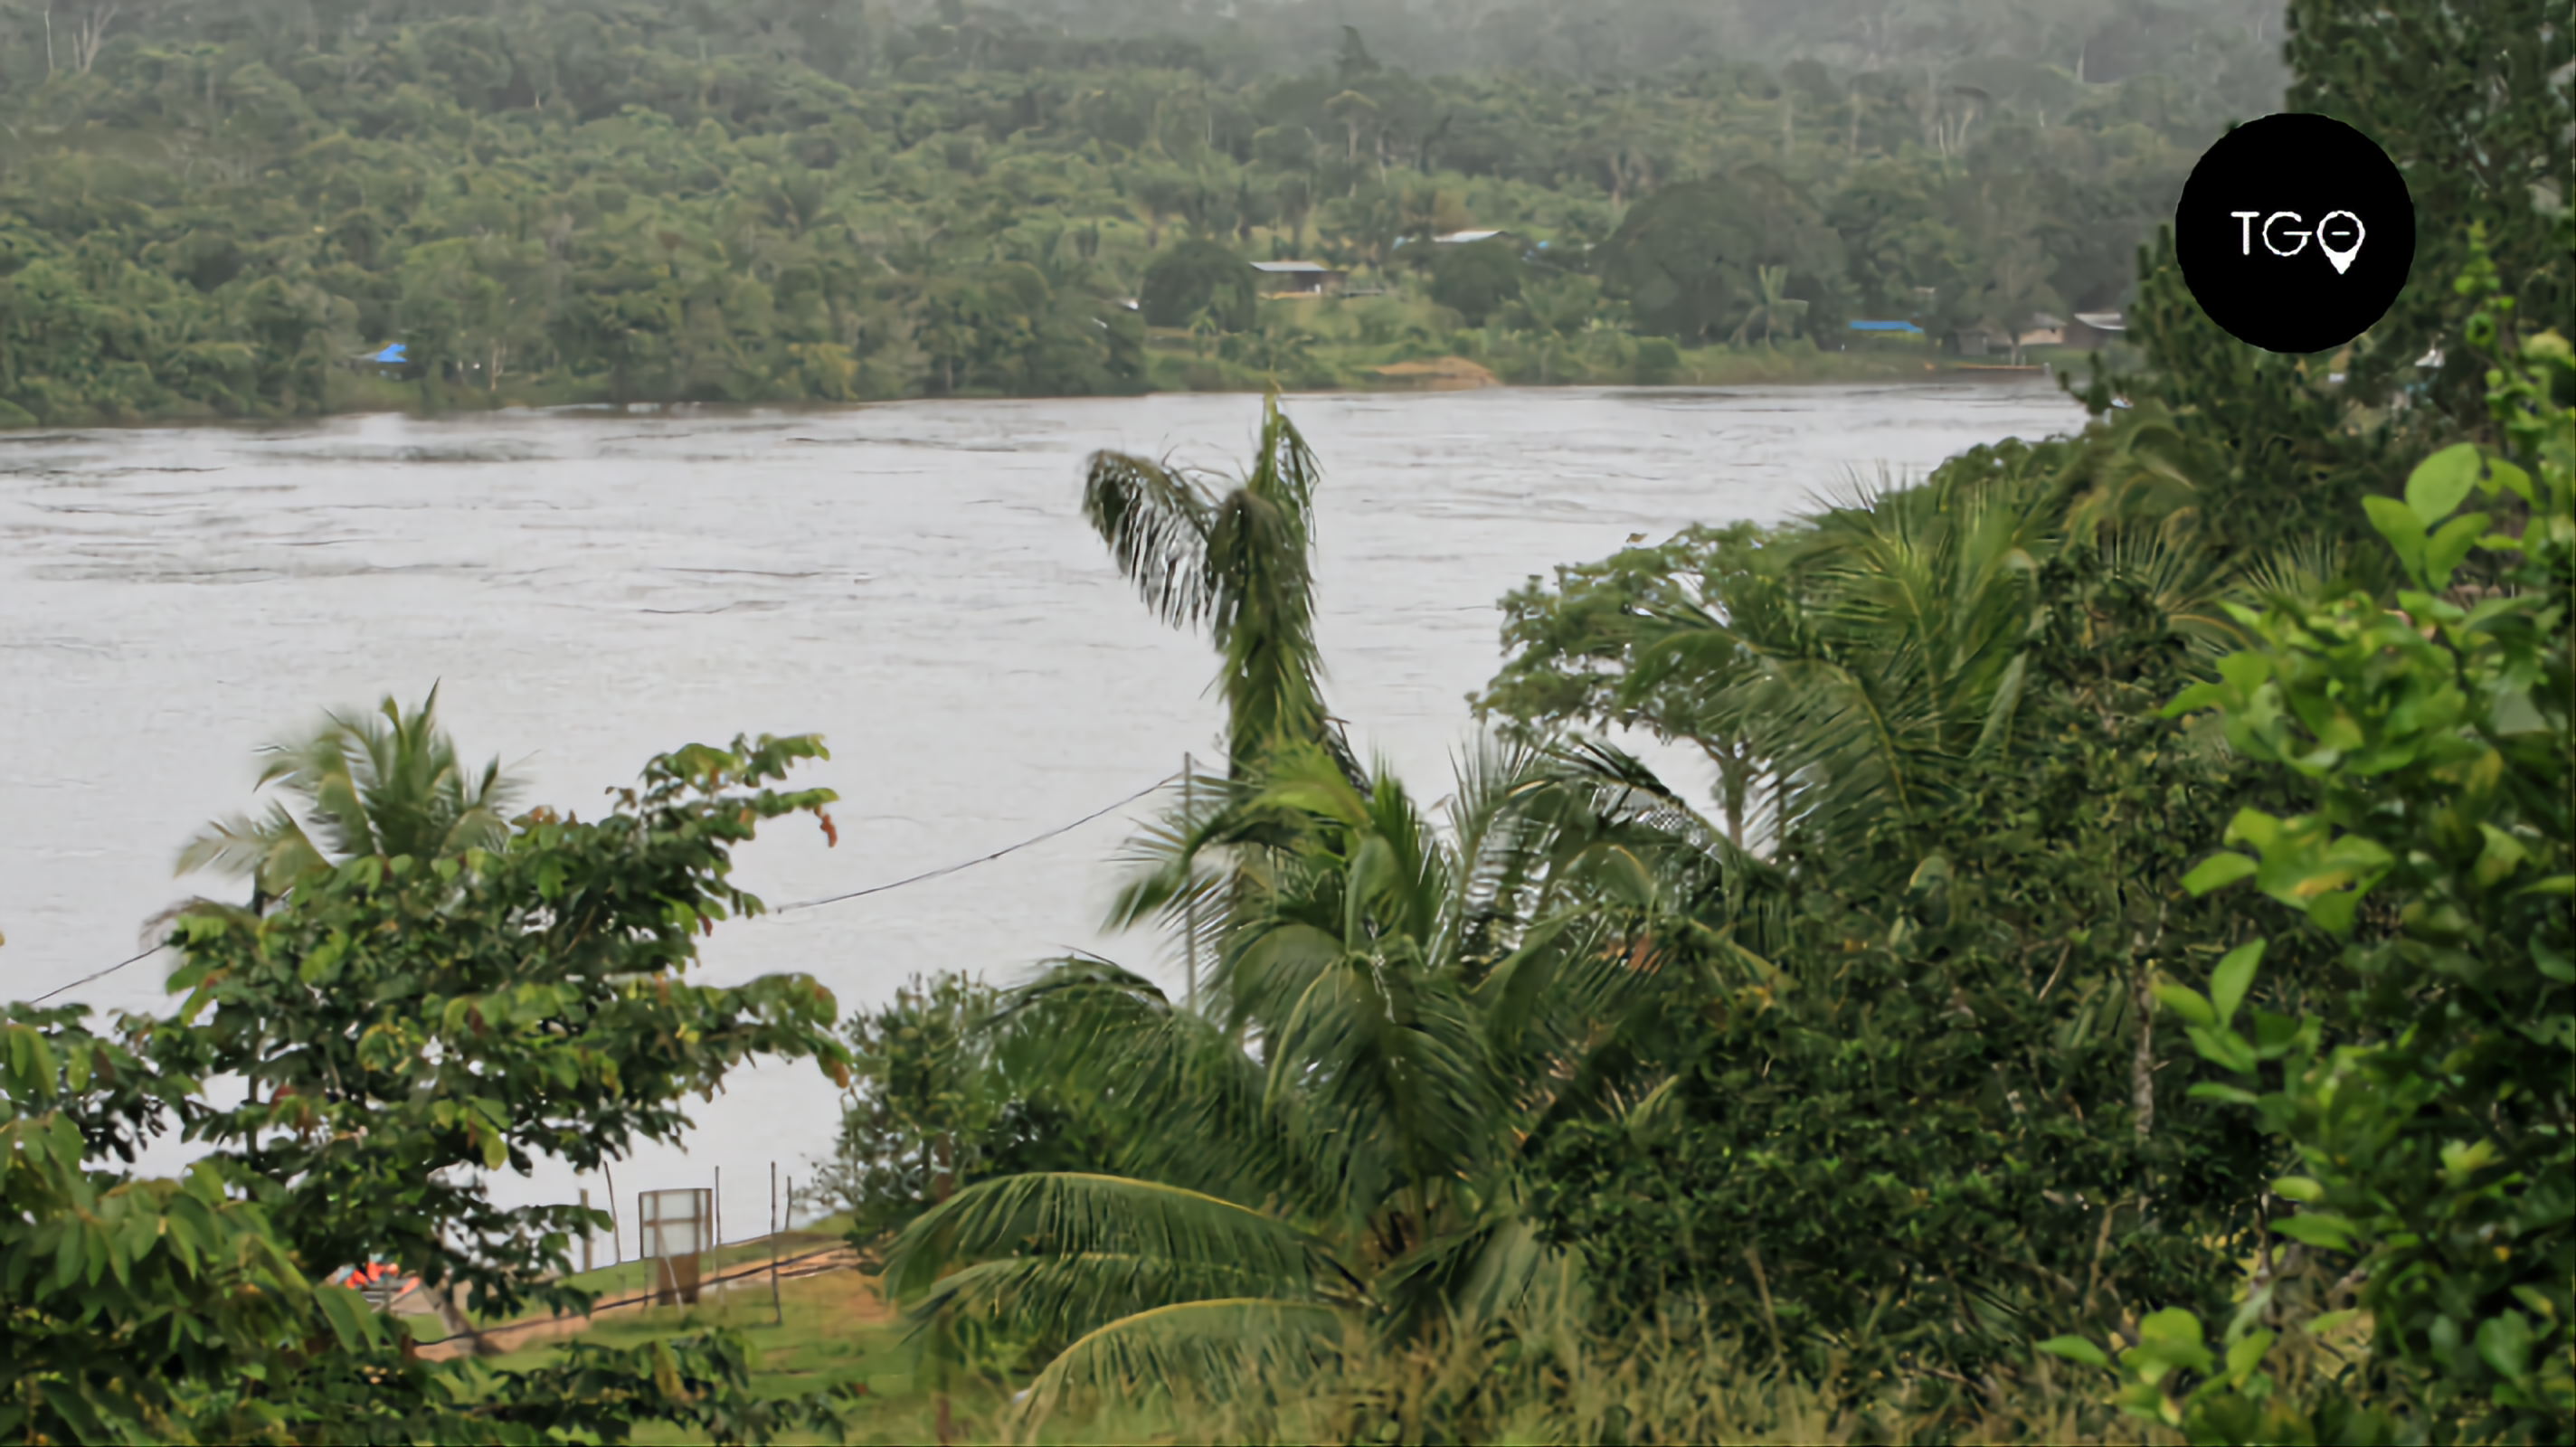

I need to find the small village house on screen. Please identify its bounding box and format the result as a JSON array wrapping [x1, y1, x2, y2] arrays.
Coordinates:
[[1249, 260, 1347, 296], [2017, 313, 2067, 348], [2067, 311, 2126, 349]]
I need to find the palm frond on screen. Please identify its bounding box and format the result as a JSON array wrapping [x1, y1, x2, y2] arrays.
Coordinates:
[[879, 1173, 1343, 1304], [1263, 950, 1500, 1214], [916, 1251, 1328, 1348], [990, 959, 1327, 1213], [1083, 449, 1219, 630], [1208, 487, 1327, 763], [1377, 1211, 1583, 1332], [237, 686, 522, 874], [175, 803, 331, 899], [1016, 1298, 1350, 1419]]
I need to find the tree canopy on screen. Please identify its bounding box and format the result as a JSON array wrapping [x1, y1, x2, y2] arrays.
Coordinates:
[[0, 0, 2283, 423]]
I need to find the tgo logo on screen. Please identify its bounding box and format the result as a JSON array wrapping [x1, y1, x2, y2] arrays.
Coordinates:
[[2230, 210, 2367, 273], [2176, 114, 2413, 354]]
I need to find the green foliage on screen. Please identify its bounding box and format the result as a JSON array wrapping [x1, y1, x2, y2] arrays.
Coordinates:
[[2077, 3, 2573, 564], [879, 733, 1759, 1413], [159, 731, 855, 1331], [1140, 240, 1257, 332], [2283, 0, 2574, 436], [1427, 238, 1523, 326], [1596, 171, 1844, 343], [0, 2, 2260, 423], [815, 970, 1112, 1244], [5, 732, 863, 1442], [2133, 261, 2572, 1440], [1529, 512, 2294, 1387], [879, 403, 1786, 1416], [1081, 393, 1338, 777], [177, 685, 519, 907]]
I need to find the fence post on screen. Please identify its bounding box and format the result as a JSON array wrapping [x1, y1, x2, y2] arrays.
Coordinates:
[[603, 1160, 624, 1265], [580, 1187, 593, 1274], [770, 1161, 783, 1327], [1183, 752, 1198, 1012]]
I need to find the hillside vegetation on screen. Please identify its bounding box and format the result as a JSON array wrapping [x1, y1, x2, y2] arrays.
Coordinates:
[[0, 0, 2280, 423]]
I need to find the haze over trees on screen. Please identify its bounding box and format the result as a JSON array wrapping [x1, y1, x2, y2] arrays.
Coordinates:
[[0, 0, 2288, 421]]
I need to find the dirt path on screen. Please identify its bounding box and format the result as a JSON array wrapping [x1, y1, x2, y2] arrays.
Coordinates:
[[412, 1245, 883, 1361]]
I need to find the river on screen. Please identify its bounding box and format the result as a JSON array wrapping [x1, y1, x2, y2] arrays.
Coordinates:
[[1, 381, 2083, 1241]]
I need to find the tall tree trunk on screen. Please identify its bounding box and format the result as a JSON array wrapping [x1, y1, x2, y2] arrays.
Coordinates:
[[2131, 963, 2155, 1141], [74, 0, 118, 74]]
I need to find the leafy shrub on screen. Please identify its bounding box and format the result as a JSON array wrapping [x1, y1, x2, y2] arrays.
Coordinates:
[[1428, 239, 1525, 326], [2043, 235, 2574, 1444], [1141, 240, 1256, 331]]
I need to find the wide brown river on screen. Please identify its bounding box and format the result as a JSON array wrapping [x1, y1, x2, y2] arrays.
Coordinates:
[[3, 382, 2081, 1235]]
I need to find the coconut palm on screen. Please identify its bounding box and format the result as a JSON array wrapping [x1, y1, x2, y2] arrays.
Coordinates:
[[1625, 437, 2250, 884], [177, 685, 520, 908], [1728, 264, 1809, 347], [880, 737, 1769, 1415], [884, 398, 1779, 1415]]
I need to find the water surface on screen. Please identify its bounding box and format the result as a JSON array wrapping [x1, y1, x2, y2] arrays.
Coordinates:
[[0, 383, 2083, 1230]]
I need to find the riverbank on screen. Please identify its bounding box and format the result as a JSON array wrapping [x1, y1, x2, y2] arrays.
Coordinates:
[[0, 345, 2082, 432]]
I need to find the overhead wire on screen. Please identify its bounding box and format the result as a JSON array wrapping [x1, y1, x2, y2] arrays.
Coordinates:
[[766, 771, 1176, 914], [18, 772, 1179, 1005], [29, 946, 166, 1006]]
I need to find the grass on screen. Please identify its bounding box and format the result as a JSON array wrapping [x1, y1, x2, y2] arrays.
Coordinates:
[[449, 1231, 2209, 1446], [532, 1230, 850, 1310], [476, 1249, 960, 1445]]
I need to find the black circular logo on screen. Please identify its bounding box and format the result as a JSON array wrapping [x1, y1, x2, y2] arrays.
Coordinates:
[[2174, 113, 2415, 355]]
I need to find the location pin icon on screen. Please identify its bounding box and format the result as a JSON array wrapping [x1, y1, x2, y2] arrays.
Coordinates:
[[2318, 210, 2366, 275]]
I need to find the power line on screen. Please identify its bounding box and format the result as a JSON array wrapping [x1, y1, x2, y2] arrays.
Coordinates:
[[18, 774, 1178, 1005], [768, 772, 1177, 914], [30, 946, 166, 1005]]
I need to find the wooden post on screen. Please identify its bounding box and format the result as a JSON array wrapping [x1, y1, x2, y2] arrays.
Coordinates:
[[1183, 752, 1199, 1012], [603, 1161, 623, 1265], [580, 1188, 593, 1274], [770, 1161, 783, 1327], [714, 1166, 723, 1253]]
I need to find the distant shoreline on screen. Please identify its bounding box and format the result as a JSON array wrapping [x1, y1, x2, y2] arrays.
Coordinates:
[[0, 366, 2082, 437]]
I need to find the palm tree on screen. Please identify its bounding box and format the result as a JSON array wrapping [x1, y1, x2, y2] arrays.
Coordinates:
[[1624, 430, 2250, 884], [881, 739, 1764, 1415], [882, 400, 1776, 1416], [1079, 392, 1342, 780], [177, 685, 520, 909], [1728, 264, 1809, 348]]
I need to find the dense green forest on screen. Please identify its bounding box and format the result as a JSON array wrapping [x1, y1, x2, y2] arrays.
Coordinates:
[[0, 0, 2292, 423]]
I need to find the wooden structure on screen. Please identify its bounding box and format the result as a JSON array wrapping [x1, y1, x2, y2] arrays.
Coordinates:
[[637, 1187, 712, 1306], [2016, 312, 2067, 348], [1248, 260, 1347, 295], [2067, 310, 2126, 349]]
